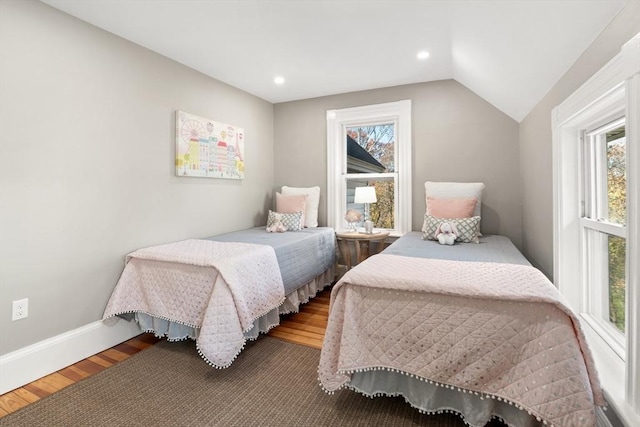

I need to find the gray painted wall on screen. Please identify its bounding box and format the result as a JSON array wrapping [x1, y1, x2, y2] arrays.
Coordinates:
[[0, 1, 274, 355], [274, 80, 522, 246], [519, 1, 640, 278]]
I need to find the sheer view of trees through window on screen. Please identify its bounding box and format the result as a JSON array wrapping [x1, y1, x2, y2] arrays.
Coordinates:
[[346, 125, 395, 229], [607, 126, 626, 332]]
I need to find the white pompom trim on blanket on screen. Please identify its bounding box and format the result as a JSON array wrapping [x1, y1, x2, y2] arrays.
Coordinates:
[[318, 365, 560, 427], [195, 298, 286, 369], [106, 270, 333, 369]]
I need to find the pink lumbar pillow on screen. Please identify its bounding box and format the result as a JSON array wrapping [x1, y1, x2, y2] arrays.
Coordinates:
[[426, 197, 477, 219], [276, 192, 308, 227]]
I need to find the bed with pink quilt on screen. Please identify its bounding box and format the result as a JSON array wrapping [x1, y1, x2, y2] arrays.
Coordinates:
[[104, 227, 335, 368], [318, 232, 604, 427]]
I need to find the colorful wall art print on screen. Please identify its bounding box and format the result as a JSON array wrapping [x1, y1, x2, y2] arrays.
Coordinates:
[[175, 111, 245, 179]]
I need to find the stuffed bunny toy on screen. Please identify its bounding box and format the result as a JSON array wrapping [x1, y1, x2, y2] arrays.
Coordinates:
[[266, 213, 287, 233], [266, 220, 287, 233], [435, 221, 458, 245]]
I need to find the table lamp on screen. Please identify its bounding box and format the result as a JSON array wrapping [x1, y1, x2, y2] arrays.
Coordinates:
[[354, 186, 377, 233]]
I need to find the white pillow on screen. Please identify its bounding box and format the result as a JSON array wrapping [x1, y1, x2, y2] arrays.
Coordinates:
[[424, 182, 484, 218], [281, 186, 320, 228]]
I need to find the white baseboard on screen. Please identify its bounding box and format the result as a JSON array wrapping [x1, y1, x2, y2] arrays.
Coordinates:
[[0, 318, 141, 395]]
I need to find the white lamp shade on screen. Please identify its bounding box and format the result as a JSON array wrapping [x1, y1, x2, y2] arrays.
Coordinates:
[[354, 186, 377, 204]]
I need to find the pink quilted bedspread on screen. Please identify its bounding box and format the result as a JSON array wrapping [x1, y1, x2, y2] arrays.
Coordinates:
[[318, 254, 604, 427], [103, 239, 284, 367]]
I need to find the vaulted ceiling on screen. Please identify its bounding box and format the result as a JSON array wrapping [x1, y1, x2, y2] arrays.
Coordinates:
[[42, 0, 627, 122]]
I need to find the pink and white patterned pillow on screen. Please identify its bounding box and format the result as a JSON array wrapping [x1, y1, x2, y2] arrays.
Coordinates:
[[422, 214, 480, 243], [267, 210, 303, 231]]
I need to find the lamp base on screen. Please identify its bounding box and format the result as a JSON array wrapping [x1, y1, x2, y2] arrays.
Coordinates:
[[364, 220, 374, 233]]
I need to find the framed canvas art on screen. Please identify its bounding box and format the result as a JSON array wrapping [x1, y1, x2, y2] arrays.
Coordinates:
[[175, 111, 245, 179]]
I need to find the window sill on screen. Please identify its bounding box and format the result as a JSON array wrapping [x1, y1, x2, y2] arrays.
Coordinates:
[[581, 313, 626, 360], [580, 318, 639, 427]]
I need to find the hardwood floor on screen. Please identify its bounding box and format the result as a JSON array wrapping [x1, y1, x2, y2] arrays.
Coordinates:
[[268, 291, 330, 349], [0, 287, 332, 418]]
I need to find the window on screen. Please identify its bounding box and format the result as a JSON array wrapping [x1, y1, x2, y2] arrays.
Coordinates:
[[327, 101, 411, 235], [553, 33, 639, 426], [581, 118, 627, 355], [346, 124, 395, 229]]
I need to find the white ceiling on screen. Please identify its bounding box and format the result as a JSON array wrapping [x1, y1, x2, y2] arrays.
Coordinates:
[[41, 0, 627, 122]]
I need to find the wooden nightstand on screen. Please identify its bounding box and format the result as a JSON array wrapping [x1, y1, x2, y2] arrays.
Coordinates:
[[335, 230, 390, 271]]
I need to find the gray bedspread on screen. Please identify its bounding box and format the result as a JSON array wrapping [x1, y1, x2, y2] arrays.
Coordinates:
[[206, 227, 336, 295], [382, 232, 530, 266]]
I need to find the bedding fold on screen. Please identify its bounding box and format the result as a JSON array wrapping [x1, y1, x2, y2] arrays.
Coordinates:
[[103, 239, 284, 368], [128, 266, 335, 341]]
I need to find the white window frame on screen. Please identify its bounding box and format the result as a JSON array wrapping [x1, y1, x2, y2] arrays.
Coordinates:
[[581, 117, 627, 358], [327, 100, 411, 236], [552, 33, 639, 426]]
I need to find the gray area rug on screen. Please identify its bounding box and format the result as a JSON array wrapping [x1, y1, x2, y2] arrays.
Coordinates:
[[1, 337, 503, 426]]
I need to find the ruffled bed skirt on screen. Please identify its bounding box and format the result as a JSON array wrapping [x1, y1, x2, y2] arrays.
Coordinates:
[[349, 370, 543, 427], [131, 266, 335, 342]]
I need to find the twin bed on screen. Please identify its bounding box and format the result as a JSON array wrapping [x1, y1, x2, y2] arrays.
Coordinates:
[[318, 232, 604, 427], [103, 226, 335, 368], [316, 182, 603, 426]]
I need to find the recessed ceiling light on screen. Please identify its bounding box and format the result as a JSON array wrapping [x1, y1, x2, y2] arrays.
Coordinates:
[[274, 76, 285, 85], [417, 51, 430, 60]]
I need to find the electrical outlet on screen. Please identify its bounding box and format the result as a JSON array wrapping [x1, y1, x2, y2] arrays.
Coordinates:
[[12, 298, 28, 321]]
